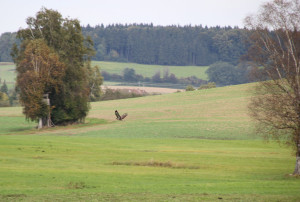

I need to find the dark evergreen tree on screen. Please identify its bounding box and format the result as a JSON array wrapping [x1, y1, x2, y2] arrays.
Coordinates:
[[1, 24, 251, 66], [123, 68, 137, 82], [0, 32, 17, 62], [81, 24, 250, 66], [0, 80, 8, 95], [152, 70, 161, 83]]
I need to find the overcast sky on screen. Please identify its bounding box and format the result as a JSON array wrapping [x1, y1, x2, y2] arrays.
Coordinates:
[[0, 0, 266, 35]]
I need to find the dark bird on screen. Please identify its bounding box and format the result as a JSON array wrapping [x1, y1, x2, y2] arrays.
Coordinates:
[[115, 110, 128, 121]]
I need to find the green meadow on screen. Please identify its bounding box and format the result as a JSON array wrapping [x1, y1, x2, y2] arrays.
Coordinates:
[[92, 61, 209, 80], [1, 83, 300, 201], [0, 63, 15, 89], [0, 61, 209, 91]]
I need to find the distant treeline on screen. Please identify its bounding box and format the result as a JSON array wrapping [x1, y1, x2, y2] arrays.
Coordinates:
[[102, 67, 207, 87], [102, 60, 252, 88], [0, 32, 17, 62], [82, 24, 251, 66], [0, 24, 250, 66]]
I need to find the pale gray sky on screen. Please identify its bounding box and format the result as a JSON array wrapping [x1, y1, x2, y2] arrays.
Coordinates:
[[0, 0, 266, 35]]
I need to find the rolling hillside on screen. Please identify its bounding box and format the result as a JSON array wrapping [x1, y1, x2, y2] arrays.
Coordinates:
[[0, 63, 15, 89], [0, 61, 209, 91], [92, 61, 209, 80], [0, 83, 299, 201]]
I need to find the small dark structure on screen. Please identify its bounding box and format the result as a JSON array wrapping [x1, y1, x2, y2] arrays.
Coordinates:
[[38, 93, 53, 129], [115, 110, 128, 121]]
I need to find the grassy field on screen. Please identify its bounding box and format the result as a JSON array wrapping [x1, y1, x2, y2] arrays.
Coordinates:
[[0, 63, 15, 89], [0, 83, 300, 201], [92, 61, 209, 80], [0, 61, 209, 91]]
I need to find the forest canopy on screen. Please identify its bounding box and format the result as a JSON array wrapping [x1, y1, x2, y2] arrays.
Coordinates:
[[82, 24, 250, 66], [1, 24, 250, 66]]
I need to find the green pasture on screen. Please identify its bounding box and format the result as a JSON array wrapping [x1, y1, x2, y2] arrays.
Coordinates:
[[0, 61, 209, 91], [0, 83, 300, 201], [92, 61, 209, 80], [0, 63, 15, 89]]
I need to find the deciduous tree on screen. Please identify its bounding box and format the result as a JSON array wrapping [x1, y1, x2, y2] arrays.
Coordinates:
[[245, 0, 300, 175], [16, 39, 65, 125], [86, 62, 103, 101], [12, 8, 97, 125], [206, 62, 237, 86]]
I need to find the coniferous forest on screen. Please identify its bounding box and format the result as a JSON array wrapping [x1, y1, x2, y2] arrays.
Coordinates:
[[82, 24, 250, 66], [1, 24, 250, 66]]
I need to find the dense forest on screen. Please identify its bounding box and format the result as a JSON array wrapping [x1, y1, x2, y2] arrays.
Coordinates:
[[0, 32, 17, 62], [0, 24, 250, 66], [82, 24, 250, 66]]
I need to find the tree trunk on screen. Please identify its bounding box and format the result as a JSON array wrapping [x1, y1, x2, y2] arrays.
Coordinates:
[[293, 143, 300, 175], [38, 118, 43, 129], [293, 157, 300, 175], [37, 117, 51, 129]]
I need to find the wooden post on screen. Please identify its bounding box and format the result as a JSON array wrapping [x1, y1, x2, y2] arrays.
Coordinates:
[[40, 93, 51, 128]]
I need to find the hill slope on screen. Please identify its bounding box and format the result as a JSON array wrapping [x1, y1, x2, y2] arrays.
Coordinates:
[[88, 83, 253, 139], [0, 83, 299, 201], [93, 61, 209, 80], [0, 61, 209, 91], [0, 83, 252, 139]]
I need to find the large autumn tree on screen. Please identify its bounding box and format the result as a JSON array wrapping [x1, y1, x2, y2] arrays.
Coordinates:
[[12, 8, 98, 126], [245, 0, 300, 175], [16, 39, 65, 127]]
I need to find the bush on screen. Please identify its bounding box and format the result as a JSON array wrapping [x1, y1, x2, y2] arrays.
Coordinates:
[[185, 85, 195, 91], [0, 92, 8, 101], [206, 62, 237, 86], [0, 101, 10, 107], [152, 71, 161, 83], [123, 68, 137, 82], [198, 82, 216, 90]]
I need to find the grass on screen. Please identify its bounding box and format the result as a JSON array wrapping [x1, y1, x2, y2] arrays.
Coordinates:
[[1, 61, 209, 90], [92, 61, 209, 80], [111, 159, 201, 169], [0, 83, 300, 201], [0, 63, 16, 89], [87, 83, 254, 140]]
